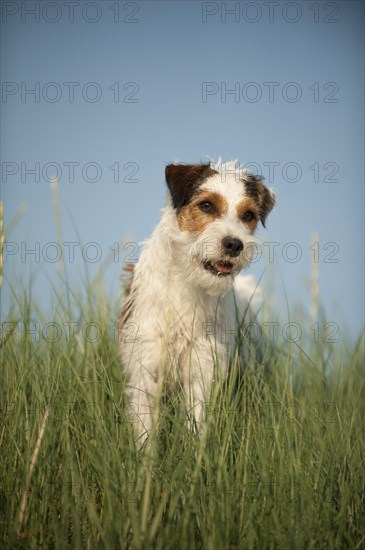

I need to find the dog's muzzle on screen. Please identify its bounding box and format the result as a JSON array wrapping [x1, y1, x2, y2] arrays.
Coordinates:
[[202, 237, 244, 276]]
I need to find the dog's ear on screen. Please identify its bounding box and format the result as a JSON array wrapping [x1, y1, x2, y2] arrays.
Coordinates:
[[243, 175, 276, 227], [165, 163, 217, 209], [259, 185, 276, 227]]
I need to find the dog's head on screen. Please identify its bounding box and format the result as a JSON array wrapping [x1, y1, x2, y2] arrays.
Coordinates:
[[165, 161, 275, 295]]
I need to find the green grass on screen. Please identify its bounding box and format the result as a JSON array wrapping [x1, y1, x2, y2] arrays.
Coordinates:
[[1, 273, 364, 550]]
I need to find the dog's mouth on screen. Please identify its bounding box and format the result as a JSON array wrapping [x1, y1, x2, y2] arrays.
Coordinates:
[[203, 260, 234, 276]]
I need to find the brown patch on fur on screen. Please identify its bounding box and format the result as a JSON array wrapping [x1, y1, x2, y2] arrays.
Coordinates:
[[165, 163, 218, 210], [236, 197, 260, 233], [177, 190, 228, 234], [242, 175, 275, 227], [118, 264, 135, 347]]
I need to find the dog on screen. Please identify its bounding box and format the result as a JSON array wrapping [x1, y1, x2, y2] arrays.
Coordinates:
[[119, 160, 275, 445]]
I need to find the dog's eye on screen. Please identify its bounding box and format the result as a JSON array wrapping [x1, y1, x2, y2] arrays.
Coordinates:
[[241, 211, 255, 222], [199, 201, 214, 213]]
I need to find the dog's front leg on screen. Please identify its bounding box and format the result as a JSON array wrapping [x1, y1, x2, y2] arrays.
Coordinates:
[[127, 377, 157, 446], [182, 343, 225, 435], [124, 340, 167, 446]]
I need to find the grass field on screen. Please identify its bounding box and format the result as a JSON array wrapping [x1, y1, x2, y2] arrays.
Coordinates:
[[1, 270, 364, 550], [1, 197, 365, 549]]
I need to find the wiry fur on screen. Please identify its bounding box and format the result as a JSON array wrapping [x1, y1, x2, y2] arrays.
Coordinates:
[[119, 160, 275, 445]]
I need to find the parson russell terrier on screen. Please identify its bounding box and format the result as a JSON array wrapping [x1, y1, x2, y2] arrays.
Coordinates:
[[119, 160, 275, 444]]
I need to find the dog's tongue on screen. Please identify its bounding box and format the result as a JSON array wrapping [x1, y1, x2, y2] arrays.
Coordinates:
[[214, 262, 233, 274]]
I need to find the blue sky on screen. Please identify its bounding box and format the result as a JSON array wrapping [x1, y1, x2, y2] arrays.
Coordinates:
[[1, 1, 364, 342]]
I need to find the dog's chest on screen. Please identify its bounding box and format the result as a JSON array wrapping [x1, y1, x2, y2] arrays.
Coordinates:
[[161, 288, 231, 362]]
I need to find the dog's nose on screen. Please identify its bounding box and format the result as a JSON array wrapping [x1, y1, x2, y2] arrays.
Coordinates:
[[222, 237, 244, 257]]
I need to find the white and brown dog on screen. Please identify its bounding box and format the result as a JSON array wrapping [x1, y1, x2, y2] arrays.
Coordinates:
[[119, 160, 275, 444]]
